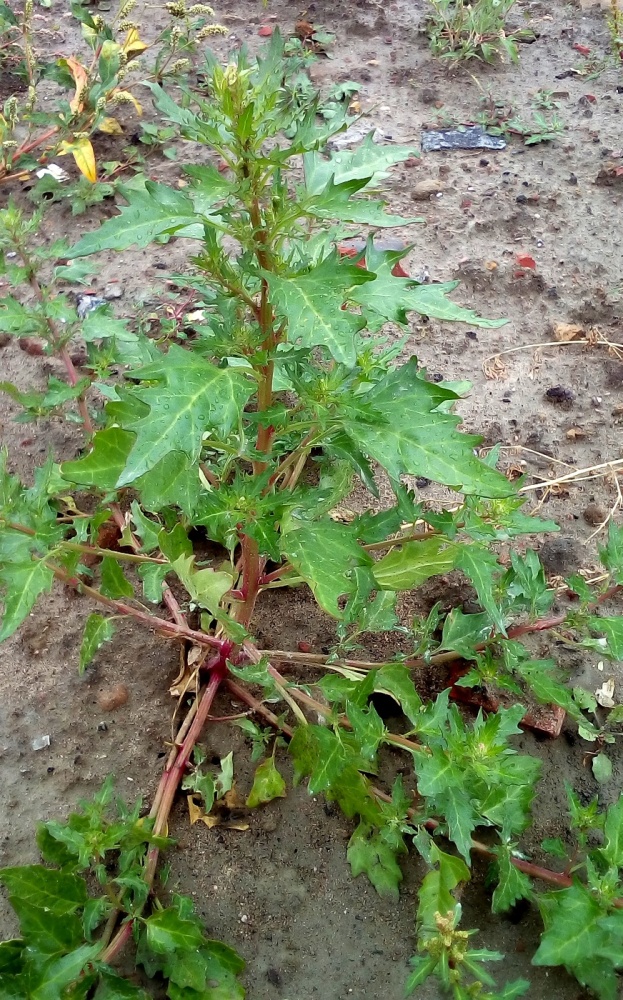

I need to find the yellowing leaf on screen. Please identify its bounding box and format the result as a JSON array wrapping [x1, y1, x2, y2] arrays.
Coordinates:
[[122, 28, 149, 60], [98, 117, 124, 135], [187, 795, 204, 825], [111, 89, 143, 115], [59, 137, 97, 183], [62, 56, 89, 113]]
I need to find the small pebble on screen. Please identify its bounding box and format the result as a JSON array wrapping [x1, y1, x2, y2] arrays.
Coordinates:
[[103, 284, 123, 300], [97, 684, 129, 712], [545, 385, 575, 406], [583, 503, 606, 526], [411, 178, 444, 200]]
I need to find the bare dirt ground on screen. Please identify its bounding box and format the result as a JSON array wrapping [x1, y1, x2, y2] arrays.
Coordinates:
[[1, 0, 623, 997]]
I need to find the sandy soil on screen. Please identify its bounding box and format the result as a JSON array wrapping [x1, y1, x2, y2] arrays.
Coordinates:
[[1, 0, 623, 997]]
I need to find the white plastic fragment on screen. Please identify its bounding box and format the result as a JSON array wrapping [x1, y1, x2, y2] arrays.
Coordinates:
[[595, 678, 616, 708], [35, 164, 69, 182]]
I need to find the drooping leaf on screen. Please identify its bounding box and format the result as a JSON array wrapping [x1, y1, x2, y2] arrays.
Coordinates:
[[347, 821, 403, 897], [491, 846, 533, 914], [0, 560, 54, 641], [280, 515, 374, 618], [373, 663, 423, 726], [593, 752, 613, 784], [79, 614, 115, 673], [373, 536, 456, 591], [246, 758, 287, 807], [170, 553, 233, 614]]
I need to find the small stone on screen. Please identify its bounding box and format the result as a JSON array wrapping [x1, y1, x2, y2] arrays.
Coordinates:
[[404, 157, 418, 168], [266, 969, 282, 987], [97, 721, 108, 732], [539, 537, 582, 575], [412, 179, 444, 200], [32, 735, 50, 751], [420, 88, 439, 106], [583, 503, 607, 526], [545, 385, 575, 406], [568, 173, 578, 185], [0, 334, 10, 349], [103, 283, 123, 300], [479, 158, 489, 167], [98, 684, 129, 712]]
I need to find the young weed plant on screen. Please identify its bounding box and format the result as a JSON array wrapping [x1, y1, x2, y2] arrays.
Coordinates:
[[425, 0, 534, 65], [1, 34, 623, 1000]]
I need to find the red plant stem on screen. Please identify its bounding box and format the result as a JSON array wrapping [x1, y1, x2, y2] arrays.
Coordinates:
[[162, 584, 187, 627], [236, 534, 262, 628], [225, 677, 294, 738], [47, 560, 226, 649], [101, 671, 225, 965]]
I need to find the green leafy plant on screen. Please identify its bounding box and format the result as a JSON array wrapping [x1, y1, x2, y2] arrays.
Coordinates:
[[1, 34, 623, 998], [425, 0, 534, 64], [608, 0, 623, 61], [0, 0, 226, 185], [476, 93, 565, 144], [0, 778, 246, 1000]]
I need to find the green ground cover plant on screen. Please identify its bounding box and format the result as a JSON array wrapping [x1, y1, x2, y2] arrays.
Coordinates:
[[1, 32, 623, 1000], [424, 0, 533, 65]]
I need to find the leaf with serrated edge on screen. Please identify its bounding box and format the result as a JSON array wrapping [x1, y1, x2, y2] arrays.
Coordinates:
[[347, 821, 403, 897], [267, 253, 374, 366], [373, 664, 422, 725], [171, 553, 233, 614], [0, 561, 54, 641], [454, 543, 506, 635], [343, 359, 514, 498], [416, 844, 470, 934], [303, 136, 417, 193], [144, 908, 205, 954], [61, 428, 134, 490], [0, 865, 87, 914], [492, 846, 533, 913], [68, 182, 198, 257], [30, 944, 99, 1000], [115, 345, 252, 486], [352, 244, 506, 330], [79, 614, 115, 673], [280, 516, 374, 618]]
